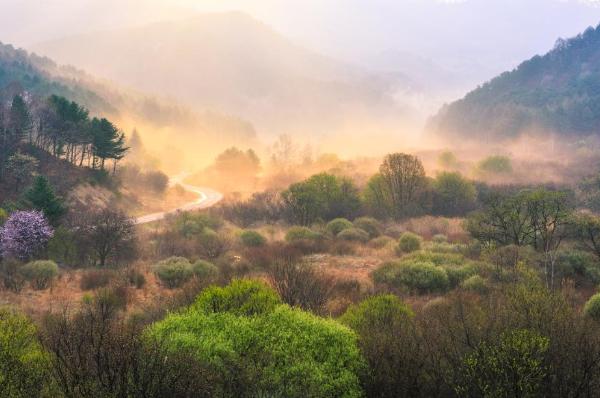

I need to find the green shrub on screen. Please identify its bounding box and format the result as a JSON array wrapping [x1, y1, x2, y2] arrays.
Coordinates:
[[0, 309, 50, 397], [0, 208, 7, 226], [477, 155, 512, 175], [192, 279, 281, 316], [47, 226, 78, 266], [239, 230, 267, 247], [461, 275, 489, 294], [372, 261, 449, 294], [285, 226, 321, 242], [337, 228, 370, 243], [175, 212, 223, 238], [147, 282, 364, 398], [353, 217, 382, 239], [396, 232, 422, 254], [443, 264, 478, 288], [368, 236, 395, 249], [191, 259, 218, 279], [153, 257, 194, 289], [326, 218, 354, 236], [556, 249, 600, 284], [432, 234, 448, 243], [20, 260, 58, 290], [402, 250, 465, 267], [340, 295, 416, 397], [197, 228, 226, 259], [584, 293, 600, 321]]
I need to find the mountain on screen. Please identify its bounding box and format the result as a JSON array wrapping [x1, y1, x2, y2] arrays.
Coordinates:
[[429, 24, 600, 141], [0, 40, 257, 170], [31, 12, 413, 136]]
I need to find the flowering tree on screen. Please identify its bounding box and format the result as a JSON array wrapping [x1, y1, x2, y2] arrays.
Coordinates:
[[0, 210, 53, 261]]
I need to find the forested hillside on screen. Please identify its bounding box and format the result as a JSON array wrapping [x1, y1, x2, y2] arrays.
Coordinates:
[[430, 24, 600, 140]]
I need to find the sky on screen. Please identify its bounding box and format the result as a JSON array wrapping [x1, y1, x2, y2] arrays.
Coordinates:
[[2, 0, 600, 86]]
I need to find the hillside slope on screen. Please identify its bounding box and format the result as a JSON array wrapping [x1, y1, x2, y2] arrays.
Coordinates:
[[429, 24, 600, 140]]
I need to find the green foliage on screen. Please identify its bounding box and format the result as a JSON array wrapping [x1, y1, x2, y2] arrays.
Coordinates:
[[477, 155, 513, 175], [340, 295, 417, 397], [47, 226, 78, 266], [175, 212, 222, 238], [191, 259, 218, 280], [282, 173, 361, 225], [19, 260, 58, 290], [438, 151, 459, 169], [337, 227, 370, 243], [444, 264, 478, 288], [353, 217, 382, 239], [23, 176, 65, 225], [584, 293, 600, 321], [239, 230, 266, 247], [432, 172, 476, 216], [372, 260, 450, 294], [0, 208, 7, 226], [396, 232, 422, 254], [461, 275, 490, 294], [0, 308, 50, 397], [197, 228, 226, 259], [432, 234, 448, 243], [364, 153, 428, 220], [192, 279, 281, 316], [326, 218, 354, 236], [153, 257, 194, 289], [285, 226, 321, 242], [457, 330, 549, 398], [433, 25, 600, 138], [555, 249, 600, 284], [147, 299, 364, 398], [368, 235, 395, 249]]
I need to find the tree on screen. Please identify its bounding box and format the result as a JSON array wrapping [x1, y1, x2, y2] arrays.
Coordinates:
[[0, 308, 50, 397], [432, 172, 476, 216], [24, 176, 65, 225], [365, 153, 427, 220], [571, 212, 600, 261], [5, 152, 38, 192], [456, 330, 549, 398], [341, 295, 421, 398], [147, 280, 364, 398], [282, 173, 361, 225], [90, 117, 128, 171], [0, 96, 31, 181], [0, 210, 53, 261], [77, 209, 135, 267]]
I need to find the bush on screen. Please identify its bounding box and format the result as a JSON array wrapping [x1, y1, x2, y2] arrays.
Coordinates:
[[47, 226, 78, 266], [192, 279, 281, 316], [402, 250, 466, 267], [285, 226, 321, 242], [353, 217, 382, 239], [326, 218, 354, 236], [147, 281, 364, 398], [0, 259, 26, 292], [340, 295, 417, 397], [396, 232, 422, 254], [461, 275, 489, 294], [337, 228, 370, 243], [197, 228, 227, 259], [20, 260, 58, 290], [191, 259, 218, 279], [584, 293, 600, 321], [477, 155, 512, 175], [125, 268, 146, 289], [369, 236, 396, 249], [0, 210, 53, 261], [432, 234, 448, 243], [239, 230, 266, 247], [444, 264, 478, 288], [80, 269, 113, 290], [0, 309, 50, 397], [153, 257, 194, 289], [555, 249, 600, 285], [372, 260, 449, 294]]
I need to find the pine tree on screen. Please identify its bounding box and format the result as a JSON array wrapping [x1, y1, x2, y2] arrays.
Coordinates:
[[24, 176, 65, 225]]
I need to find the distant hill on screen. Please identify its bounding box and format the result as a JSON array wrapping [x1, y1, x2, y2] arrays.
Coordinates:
[[32, 12, 413, 136], [429, 24, 600, 140]]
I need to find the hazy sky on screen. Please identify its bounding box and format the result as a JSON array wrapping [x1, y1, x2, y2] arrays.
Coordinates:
[[3, 0, 600, 82]]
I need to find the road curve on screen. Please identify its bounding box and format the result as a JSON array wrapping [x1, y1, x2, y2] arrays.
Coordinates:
[[134, 177, 223, 225]]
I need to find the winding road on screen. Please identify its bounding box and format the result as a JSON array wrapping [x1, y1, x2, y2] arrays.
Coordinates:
[[134, 176, 223, 225]]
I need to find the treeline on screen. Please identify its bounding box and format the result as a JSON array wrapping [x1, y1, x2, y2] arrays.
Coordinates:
[[0, 91, 128, 179]]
